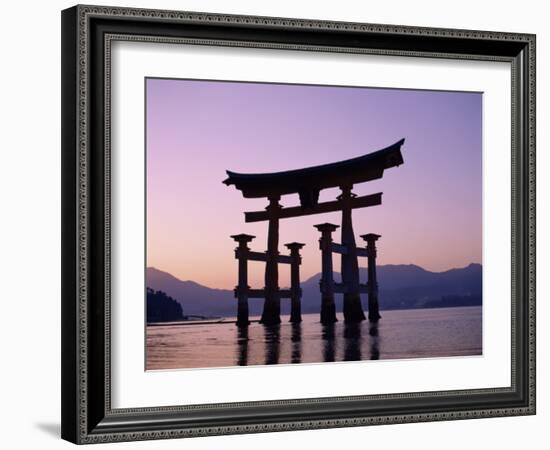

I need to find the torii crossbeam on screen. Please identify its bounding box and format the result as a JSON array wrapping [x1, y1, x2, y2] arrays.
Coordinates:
[[224, 138, 405, 325]]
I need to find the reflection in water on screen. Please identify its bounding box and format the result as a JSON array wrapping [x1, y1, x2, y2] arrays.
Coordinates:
[[369, 322, 380, 360], [264, 324, 281, 365], [290, 323, 302, 364], [148, 307, 483, 369], [343, 323, 362, 361], [236, 326, 249, 366], [321, 324, 336, 362], [235, 320, 376, 366]]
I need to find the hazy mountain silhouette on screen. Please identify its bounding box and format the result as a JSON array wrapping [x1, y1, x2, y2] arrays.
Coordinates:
[[147, 267, 236, 317], [146, 263, 482, 318]]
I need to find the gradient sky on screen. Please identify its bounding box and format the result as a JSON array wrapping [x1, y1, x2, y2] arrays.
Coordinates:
[[146, 78, 482, 289]]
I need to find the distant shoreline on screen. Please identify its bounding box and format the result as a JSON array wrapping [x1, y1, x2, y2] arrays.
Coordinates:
[[147, 304, 481, 327], [148, 319, 261, 327]]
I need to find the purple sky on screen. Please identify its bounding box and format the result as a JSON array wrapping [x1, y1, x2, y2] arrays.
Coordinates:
[[146, 78, 482, 289]]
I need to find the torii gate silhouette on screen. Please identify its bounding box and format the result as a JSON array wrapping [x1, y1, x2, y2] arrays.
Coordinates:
[[224, 138, 405, 326]]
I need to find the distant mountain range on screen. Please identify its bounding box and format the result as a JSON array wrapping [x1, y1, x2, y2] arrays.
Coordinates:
[[146, 263, 482, 318]]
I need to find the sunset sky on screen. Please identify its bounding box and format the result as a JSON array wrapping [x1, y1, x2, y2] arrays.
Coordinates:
[[146, 78, 482, 289]]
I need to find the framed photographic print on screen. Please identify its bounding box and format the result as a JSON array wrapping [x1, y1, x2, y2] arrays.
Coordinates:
[[61, 4, 536, 444]]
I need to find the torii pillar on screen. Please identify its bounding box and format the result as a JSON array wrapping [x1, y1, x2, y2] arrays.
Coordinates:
[[231, 233, 255, 326], [361, 233, 382, 322], [285, 242, 305, 323], [315, 223, 338, 324], [339, 185, 366, 322], [260, 195, 282, 325]]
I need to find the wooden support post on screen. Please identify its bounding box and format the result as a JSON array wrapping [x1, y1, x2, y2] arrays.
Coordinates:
[[261, 196, 282, 325], [285, 242, 305, 323], [231, 234, 255, 326], [361, 233, 382, 322], [315, 223, 339, 324], [339, 185, 366, 322]]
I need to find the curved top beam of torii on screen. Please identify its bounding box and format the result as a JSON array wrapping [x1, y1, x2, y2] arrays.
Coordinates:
[[223, 138, 405, 207]]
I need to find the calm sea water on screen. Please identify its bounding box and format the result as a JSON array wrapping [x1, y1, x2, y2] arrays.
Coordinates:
[[146, 306, 482, 370]]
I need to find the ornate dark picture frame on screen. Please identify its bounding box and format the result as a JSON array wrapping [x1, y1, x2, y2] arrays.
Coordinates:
[[61, 4, 536, 444]]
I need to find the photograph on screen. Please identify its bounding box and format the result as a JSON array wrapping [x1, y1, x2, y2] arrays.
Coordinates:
[[145, 78, 483, 370]]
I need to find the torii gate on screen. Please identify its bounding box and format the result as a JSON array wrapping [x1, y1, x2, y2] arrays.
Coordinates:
[[224, 138, 405, 325]]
